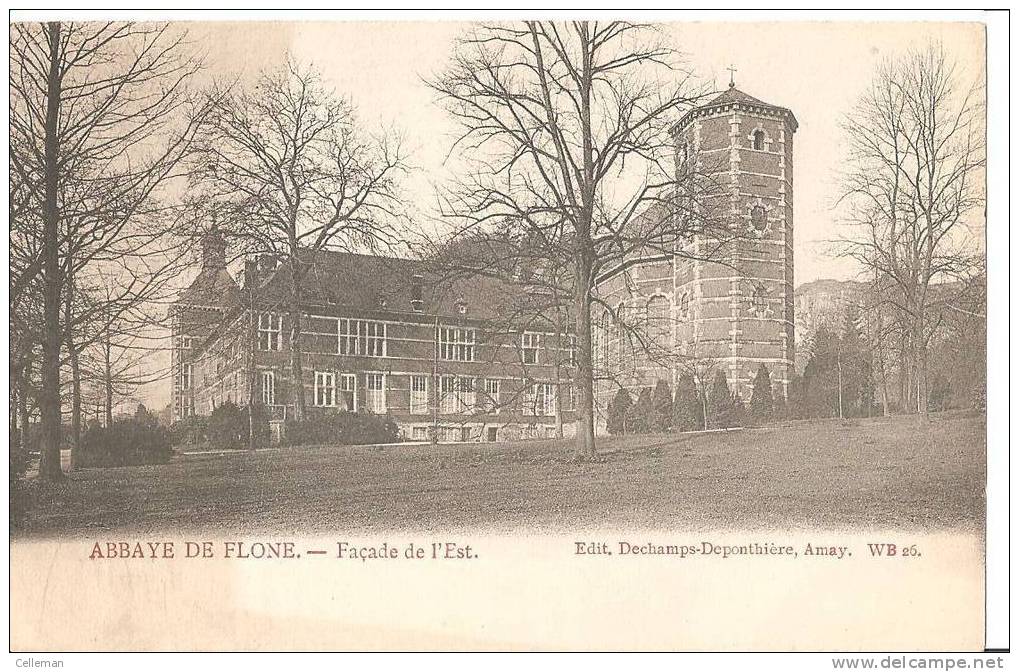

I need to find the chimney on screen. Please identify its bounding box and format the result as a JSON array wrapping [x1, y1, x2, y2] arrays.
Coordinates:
[[257, 254, 278, 275], [243, 259, 258, 291], [410, 274, 424, 312], [201, 228, 227, 271]]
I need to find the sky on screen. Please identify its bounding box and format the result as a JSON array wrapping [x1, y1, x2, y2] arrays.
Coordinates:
[[141, 19, 984, 408]]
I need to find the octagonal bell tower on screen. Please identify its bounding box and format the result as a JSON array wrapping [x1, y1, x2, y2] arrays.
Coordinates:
[[671, 82, 798, 400]]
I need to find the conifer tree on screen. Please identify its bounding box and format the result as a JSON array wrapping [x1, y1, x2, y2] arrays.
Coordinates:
[[672, 374, 703, 431], [650, 379, 673, 432], [708, 371, 737, 429], [631, 387, 654, 434], [749, 364, 774, 422], [606, 387, 632, 435]]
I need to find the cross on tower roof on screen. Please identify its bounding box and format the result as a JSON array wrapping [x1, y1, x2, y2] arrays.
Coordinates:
[[727, 64, 737, 88]]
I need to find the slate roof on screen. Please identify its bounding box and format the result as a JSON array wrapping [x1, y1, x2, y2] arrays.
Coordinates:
[[252, 248, 543, 323], [177, 266, 241, 309], [673, 85, 798, 132]]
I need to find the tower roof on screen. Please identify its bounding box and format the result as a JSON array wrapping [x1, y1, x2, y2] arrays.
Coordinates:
[[673, 84, 798, 133], [175, 227, 240, 309]]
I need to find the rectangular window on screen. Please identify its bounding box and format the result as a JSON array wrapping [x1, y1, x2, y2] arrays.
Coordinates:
[[180, 363, 192, 390], [340, 373, 356, 412], [366, 373, 387, 414], [339, 318, 359, 355], [314, 371, 336, 407], [483, 379, 500, 414], [563, 383, 576, 412], [566, 334, 577, 366], [261, 371, 275, 406], [522, 332, 540, 364], [258, 313, 282, 351], [526, 382, 555, 416], [439, 376, 458, 414], [410, 375, 429, 415], [179, 336, 194, 349], [439, 326, 475, 362], [457, 377, 476, 413], [411, 426, 428, 441], [363, 321, 386, 357], [338, 319, 387, 357]]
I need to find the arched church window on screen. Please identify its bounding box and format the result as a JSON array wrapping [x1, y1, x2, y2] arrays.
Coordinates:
[[752, 130, 765, 150]]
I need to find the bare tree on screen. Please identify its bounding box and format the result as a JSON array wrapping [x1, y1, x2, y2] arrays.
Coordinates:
[[429, 21, 736, 458], [837, 43, 985, 418], [10, 21, 210, 479], [195, 58, 407, 421]]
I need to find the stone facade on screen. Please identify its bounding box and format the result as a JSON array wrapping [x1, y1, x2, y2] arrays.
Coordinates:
[[593, 85, 797, 429], [170, 239, 578, 443]]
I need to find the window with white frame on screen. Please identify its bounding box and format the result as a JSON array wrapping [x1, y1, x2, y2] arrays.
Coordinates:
[[314, 371, 336, 407], [338, 319, 387, 357], [411, 426, 428, 441], [180, 363, 192, 390], [483, 379, 500, 414], [526, 382, 555, 416], [258, 313, 282, 351], [563, 383, 576, 412], [439, 376, 458, 414], [522, 332, 540, 364], [261, 371, 275, 406], [366, 373, 386, 413], [565, 334, 577, 367], [457, 377, 476, 413], [410, 375, 429, 415], [363, 321, 386, 357], [439, 326, 475, 361], [178, 336, 194, 349], [340, 373, 357, 411]]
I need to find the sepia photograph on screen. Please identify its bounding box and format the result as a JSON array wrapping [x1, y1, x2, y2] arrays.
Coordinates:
[[7, 10, 1005, 657]]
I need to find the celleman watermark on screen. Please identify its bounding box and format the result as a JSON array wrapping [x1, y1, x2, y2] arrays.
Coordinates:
[[15, 659, 64, 668]]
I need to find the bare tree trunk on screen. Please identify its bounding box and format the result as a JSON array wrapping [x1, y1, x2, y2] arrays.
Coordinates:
[[287, 255, 306, 422], [38, 21, 64, 482], [18, 361, 31, 452], [573, 260, 596, 459], [64, 276, 82, 470], [104, 324, 114, 427]]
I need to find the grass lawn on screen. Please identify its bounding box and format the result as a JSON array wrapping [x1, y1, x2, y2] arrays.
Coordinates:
[[13, 411, 985, 538]]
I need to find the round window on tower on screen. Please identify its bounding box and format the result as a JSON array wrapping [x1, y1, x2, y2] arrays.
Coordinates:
[[750, 205, 767, 234]]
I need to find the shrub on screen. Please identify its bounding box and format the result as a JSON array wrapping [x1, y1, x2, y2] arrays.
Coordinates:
[[629, 386, 654, 434], [672, 374, 704, 431], [284, 410, 399, 447], [749, 364, 774, 423], [78, 418, 172, 468], [208, 401, 247, 449], [10, 426, 30, 530], [708, 371, 738, 429], [169, 415, 208, 447], [650, 379, 673, 432], [606, 388, 632, 435]]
